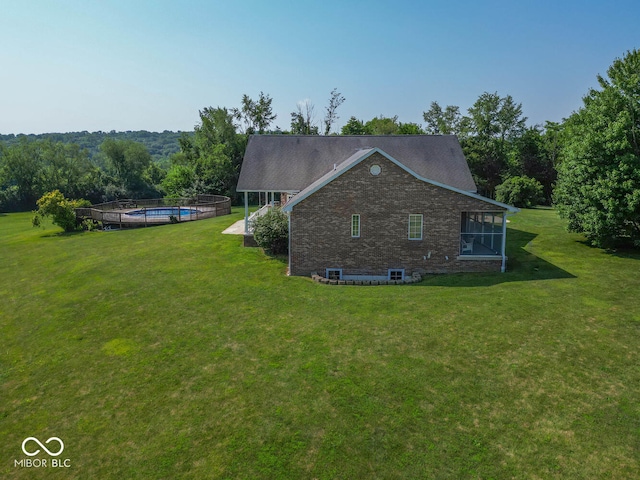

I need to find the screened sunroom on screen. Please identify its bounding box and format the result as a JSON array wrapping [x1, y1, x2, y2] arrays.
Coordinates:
[[460, 212, 506, 256]]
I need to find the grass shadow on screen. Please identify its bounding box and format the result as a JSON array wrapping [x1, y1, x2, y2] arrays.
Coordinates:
[[609, 248, 640, 261], [263, 251, 288, 266], [604, 243, 640, 261], [575, 239, 640, 261], [40, 229, 88, 239], [417, 227, 576, 287]]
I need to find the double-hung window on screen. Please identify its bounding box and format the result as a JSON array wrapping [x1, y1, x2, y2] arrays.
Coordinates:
[[408, 214, 423, 240], [351, 214, 360, 238]]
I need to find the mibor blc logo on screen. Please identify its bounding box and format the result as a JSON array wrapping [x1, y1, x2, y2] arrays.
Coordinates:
[[15, 437, 71, 468]]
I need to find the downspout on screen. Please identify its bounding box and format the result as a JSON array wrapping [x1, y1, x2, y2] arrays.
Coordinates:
[[287, 210, 292, 276], [244, 191, 249, 234]]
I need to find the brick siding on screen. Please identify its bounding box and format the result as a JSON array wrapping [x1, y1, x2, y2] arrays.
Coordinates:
[[289, 152, 505, 276]]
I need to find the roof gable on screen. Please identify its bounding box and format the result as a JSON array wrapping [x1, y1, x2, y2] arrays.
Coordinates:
[[282, 147, 518, 213], [237, 135, 478, 193]]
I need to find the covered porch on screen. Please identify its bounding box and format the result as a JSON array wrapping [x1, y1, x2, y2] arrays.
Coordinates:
[[459, 211, 511, 272], [241, 191, 295, 234]]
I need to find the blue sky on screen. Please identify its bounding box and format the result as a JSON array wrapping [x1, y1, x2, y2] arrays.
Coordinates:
[[1, 0, 638, 134]]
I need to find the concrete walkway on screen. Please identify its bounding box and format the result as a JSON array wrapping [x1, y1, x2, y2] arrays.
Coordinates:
[[222, 219, 246, 235]]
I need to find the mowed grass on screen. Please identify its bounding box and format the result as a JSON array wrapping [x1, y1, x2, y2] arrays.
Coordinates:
[[1, 208, 639, 479]]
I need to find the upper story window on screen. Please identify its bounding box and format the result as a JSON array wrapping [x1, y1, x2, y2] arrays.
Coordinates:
[[408, 214, 423, 240], [351, 214, 360, 238]]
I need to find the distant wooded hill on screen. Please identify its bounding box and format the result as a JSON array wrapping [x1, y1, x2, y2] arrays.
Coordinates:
[[0, 130, 190, 163]]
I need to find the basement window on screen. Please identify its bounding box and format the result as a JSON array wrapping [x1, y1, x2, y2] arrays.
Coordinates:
[[326, 269, 343, 280], [388, 269, 405, 281]]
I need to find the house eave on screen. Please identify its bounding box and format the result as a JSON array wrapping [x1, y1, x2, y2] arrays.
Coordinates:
[[282, 147, 519, 213], [236, 189, 300, 194]]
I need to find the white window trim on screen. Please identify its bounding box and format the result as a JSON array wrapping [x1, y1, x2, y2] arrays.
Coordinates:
[[408, 214, 423, 240], [351, 214, 360, 238], [326, 268, 343, 280], [388, 269, 405, 281]]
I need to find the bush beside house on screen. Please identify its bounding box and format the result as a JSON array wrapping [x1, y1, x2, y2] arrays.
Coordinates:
[[251, 208, 288, 254]]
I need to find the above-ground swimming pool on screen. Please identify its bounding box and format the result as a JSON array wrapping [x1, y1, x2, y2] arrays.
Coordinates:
[[125, 207, 203, 217], [75, 195, 231, 228]]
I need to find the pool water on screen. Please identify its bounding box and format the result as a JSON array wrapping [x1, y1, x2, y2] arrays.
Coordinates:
[[125, 207, 202, 217]]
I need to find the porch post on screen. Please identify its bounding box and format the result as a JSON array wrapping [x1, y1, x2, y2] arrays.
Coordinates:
[[500, 212, 508, 273], [244, 191, 249, 234]]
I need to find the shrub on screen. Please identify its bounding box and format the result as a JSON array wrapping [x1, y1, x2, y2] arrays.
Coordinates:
[[251, 208, 289, 254], [495, 176, 544, 208], [32, 190, 89, 232]]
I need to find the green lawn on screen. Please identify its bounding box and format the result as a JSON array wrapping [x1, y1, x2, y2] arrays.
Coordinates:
[[1, 208, 639, 479]]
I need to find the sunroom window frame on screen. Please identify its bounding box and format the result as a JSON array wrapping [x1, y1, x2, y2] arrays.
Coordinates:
[[459, 211, 505, 257]]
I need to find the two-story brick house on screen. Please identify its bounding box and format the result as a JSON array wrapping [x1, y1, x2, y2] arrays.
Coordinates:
[[237, 135, 518, 280]]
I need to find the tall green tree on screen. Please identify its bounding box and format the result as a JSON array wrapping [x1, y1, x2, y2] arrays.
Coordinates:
[[423, 102, 464, 135], [340, 117, 370, 135], [505, 126, 557, 203], [161, 164, 196, 198], [554, 49, 640, 247], [464, 92, 528, 196], [0, 139, 45, 207], [397, 122, 425, 134], [173, 105, 247, 201], [466, 92, 527, 142], [194, 107, 242, 154], [233, 92, 276, 134], [40, 141, 100, 200], [100, 138, 156, 196], [364, 116, 400, 135]]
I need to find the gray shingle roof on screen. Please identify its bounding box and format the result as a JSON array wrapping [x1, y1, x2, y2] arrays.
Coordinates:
[[237, 135, 477, 193], [282, 147, 518, 213]]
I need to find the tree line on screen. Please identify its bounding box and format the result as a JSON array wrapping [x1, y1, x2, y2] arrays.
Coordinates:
[[0, 130, 183, 164], [157, 88, 558, 208], [1, 49, 638, 247], [0, 137, 167, 210]]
